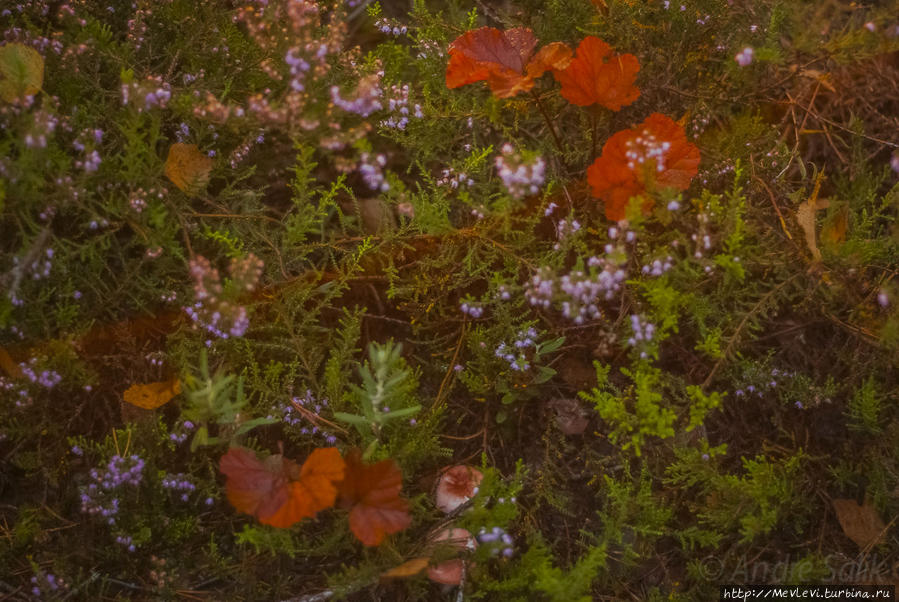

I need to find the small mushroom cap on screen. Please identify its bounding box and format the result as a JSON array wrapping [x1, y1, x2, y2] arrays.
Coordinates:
[[426, 528, 477, 585], [435, 465, 484, 513]]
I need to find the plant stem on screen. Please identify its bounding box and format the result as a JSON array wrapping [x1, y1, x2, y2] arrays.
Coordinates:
[[530, 91, 565, 158]]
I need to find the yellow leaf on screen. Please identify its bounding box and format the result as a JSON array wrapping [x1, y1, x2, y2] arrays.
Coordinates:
[[164, 143, 213, 193], [123, 378, 181, 410], [821, 205, 848, 246], [795, 171, 828, 260], [382, 557, 430, 579], [0, 43, 44, 102], [832, 498, 887, 549]]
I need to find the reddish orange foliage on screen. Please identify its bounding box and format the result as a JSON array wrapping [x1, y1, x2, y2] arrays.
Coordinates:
[[446, 27, 572, 98], [587, 113, 700, 221], [338, 449, 412, 546], [219, 446, 345, 528], [552, 36, 640, 111]]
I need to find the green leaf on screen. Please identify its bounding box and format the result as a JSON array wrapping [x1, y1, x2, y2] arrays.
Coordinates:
[[0, 43, 44, 102], [537, 336, 565, 355], [234, 416, 278, 436], [379, 405, 421, 420], [333, 411, 371, 426], [533, 366, 557, 384]]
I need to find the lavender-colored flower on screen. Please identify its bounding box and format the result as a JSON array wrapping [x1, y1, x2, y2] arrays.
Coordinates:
[[735, 47, 754, 66]]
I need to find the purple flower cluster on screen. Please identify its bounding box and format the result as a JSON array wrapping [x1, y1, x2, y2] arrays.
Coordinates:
[[80, 454, 145, 525], [11, 247, 54, 281], [330, 74, 383, 117], [75, 149, 101, 172], [281, 47, 311, 92], [24, 110, 58, 149], [18, 357, 62, 388], [642, 256, 674, 277], [436, 167, 474, 189], [121, 76, 172, 112], [30, 573, 66, 598], [115, 534, 136, 552], [460, 300, 484, 318], [357, 152, 389, 192], [735, 47, 754, 66], [278, 390, 337, 444], [627, 315, 655, 358], [228, 131, 265, 168], [495, 328, 538, 371], [553, 218, 581, 250], [375, 18, 408, 36], [379, 84, 423, 130], [184, 254, 263, 341], [168, 420, 195, 444], [477, 526, 515, 558], [162, 473, 197, 502], [495, 143, 546, 200], [526, 239, 628, 324]]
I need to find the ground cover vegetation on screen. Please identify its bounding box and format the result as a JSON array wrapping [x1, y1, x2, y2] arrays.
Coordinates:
[[1, 0, 899, 599]]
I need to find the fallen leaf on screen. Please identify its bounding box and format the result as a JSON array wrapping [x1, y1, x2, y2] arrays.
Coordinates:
[[165, 143, 213, 193], [382, 557, 430, 579], [446, 27, 571, 99], [0, 43, 44, 102], [821, 204, 848, 246], [0, 347, 23, 378], [587, 113, 700, 221], [220, 446, 345, 528], [832, 498, 887, 549], [122, 378, 181, 410], [338, 449, 411, 546], [551, 36, 640, 111], [796, 198, 829, 260]]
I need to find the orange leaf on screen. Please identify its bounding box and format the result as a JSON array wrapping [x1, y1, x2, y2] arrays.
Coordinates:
[[446, 27, 571, 99], [382, 557, 430, 579], [587, 113, 700, 221], [268, 447, 345, 527], [122, 378, 181, 410], [338, 449, 411, 546], [164, 143, 213, 193], [552, 36, 640, 111], [0, 346, 23, 379], [219, 447, 345, 528]]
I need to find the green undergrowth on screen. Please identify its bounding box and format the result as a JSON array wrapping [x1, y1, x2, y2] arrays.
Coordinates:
[[2, 0, 899, 600]]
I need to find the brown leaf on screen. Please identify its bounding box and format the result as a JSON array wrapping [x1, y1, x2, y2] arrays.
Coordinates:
[[445, 27, 571, 99], [165, 143, 213, 193], [219, 446, 345, 528], [0, 346, 23, 378], [832, 498, 887, 549], [338, 449, 412, 546], [122, 378, 181, 410], [382, 557, 430, 579]]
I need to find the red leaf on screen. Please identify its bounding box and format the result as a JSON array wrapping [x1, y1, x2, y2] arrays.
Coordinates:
[[446, 27, 571, 99], [219, 447, 345, 528], [338, 449, 411, 546], [586, 113, 700, 221], [552, 36, 640, 111]]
